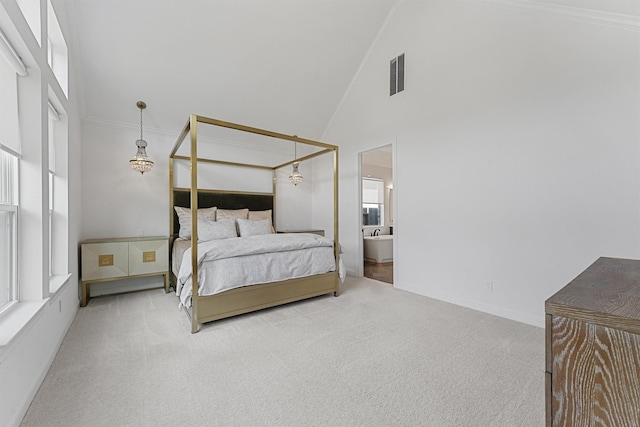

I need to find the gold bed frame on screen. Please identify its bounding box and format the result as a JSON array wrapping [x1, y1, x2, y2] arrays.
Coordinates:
[[169, 115, 339, 333]]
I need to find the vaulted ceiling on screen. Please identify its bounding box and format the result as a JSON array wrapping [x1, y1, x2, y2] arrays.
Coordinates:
[[53, 0, 399, 140]]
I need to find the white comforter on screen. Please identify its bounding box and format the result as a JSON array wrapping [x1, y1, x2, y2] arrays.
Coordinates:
[[176, 233, 338, 307]]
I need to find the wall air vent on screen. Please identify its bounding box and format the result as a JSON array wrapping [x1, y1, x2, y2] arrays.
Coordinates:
[[390, 53, 405, 96]]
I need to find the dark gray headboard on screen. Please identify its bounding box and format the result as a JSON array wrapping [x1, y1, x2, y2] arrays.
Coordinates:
[[172, 189, 274, 239]]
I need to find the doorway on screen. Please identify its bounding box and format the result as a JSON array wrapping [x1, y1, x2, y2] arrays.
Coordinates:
[[360, 144, 394, 285]]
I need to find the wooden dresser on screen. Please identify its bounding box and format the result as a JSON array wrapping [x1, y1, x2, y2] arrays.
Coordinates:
[[545, 257, 640, 426]]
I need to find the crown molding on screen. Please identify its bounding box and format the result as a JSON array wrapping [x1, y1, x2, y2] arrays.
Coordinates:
[[481, 0, 640, 32]]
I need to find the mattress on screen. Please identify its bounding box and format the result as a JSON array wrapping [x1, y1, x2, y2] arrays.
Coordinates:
[[174, 233, 337, 307]]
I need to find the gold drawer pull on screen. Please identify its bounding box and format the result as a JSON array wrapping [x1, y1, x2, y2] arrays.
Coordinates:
[[98, 254, 114, 267], [143, 251, 156, 263]]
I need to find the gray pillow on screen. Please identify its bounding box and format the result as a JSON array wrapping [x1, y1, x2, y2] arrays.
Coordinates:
[[237, 218, 272, 237], [198, 219, 237, 241], [249, 209, 275, 233]]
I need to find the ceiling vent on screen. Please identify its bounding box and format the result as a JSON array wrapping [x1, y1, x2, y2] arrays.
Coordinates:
[[390, 53, 405, 96]]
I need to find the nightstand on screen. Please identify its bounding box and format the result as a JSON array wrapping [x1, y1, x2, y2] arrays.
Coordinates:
[[80, 236, 169, 306]]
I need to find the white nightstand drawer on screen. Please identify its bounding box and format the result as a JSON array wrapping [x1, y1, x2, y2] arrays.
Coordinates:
[[81, 242, 129, 281], [128, 239, 169, 276]]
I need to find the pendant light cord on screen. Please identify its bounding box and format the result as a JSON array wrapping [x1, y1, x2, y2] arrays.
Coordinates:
[[140, 107, 144, 140]]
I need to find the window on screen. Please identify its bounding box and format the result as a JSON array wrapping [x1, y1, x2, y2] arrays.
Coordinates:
[[48, 171, 53, 275], [362, 178, 384, 226], [48, 104, 55, 276], [47, 0, 68, 96], [0, 0, 71, 309], [0, 149, 18, 314], [17, 0, 41, 46], [0, 43, 21, 155], [0, 30, 22, 314], [47, 37, 53, 68], [47, 95, 69, 290]]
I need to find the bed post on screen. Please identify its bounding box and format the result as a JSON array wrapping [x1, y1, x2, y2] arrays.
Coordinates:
[[169, 157, 174, 238], [190, 114, 200, 333], [272, 169, 277, 230], [168, 156, 174, 292], [169, 119, 191, 293], [333, 146, 340, 297]]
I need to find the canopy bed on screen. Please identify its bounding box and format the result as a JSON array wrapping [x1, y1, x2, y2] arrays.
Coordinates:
[[169, 115, 340, 333]]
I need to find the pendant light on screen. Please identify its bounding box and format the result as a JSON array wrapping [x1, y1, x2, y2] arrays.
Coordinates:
[[289, 142, 303, 185], [129, 101, 153, 175]]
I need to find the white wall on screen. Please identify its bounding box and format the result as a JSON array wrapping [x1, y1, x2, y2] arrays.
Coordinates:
[[323, 0, 640, 326], [310, 151, 338, 240], [0, 281, 79, 426], [275, 164, 314, 231], [82, 120, 317, 239], [81, 120, 172, 240]]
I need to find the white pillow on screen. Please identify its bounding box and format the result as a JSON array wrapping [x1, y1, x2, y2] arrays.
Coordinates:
[[237, 218, 272, 237], [174, 206, 217, 239], [198, 219, 237, 241]]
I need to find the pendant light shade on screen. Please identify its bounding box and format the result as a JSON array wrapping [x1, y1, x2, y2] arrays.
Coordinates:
[[289, 162, 303, 185], [130, 101, 153, 175], [288, 142, 303, 185]]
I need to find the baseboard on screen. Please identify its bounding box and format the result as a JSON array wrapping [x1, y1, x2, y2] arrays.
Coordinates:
[[397, 283, 545, 328]]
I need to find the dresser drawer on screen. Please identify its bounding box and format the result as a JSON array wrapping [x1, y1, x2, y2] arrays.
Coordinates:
[[128, 239, 168, 276], [81, 242, 129, 281]]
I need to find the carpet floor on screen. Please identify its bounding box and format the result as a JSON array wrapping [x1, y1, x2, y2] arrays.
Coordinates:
[[21, 276, 545, 426]]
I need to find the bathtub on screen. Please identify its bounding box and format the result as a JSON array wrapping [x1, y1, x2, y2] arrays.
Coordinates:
[[364, 235, 393, 263]]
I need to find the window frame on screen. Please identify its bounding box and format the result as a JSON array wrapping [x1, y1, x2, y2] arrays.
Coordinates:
[[362, 178, 385, 227], [0, 149, 19, 317], [48, 170, 53, 276]]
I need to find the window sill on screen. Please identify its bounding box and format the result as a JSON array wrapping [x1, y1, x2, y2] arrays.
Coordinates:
[[0, 300, 47, 352], [49, 273, 72, 296], [0, 274, 72, 355]]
